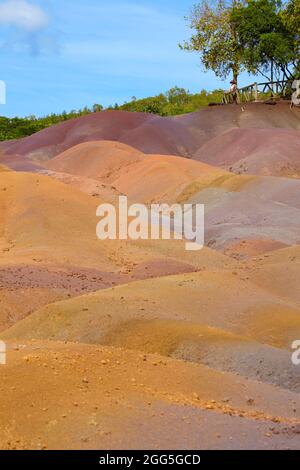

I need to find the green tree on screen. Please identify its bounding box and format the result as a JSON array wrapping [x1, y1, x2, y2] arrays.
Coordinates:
[[282, 0, 300, 35], [180, 0, 245, 83], [231, 0, 298, 81], [92, 104, 103, 113], [281, 0, 300, 78], [166, 87, 191, 105]]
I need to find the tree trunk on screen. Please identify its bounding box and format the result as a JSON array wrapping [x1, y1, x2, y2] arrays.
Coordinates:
[[271, 60, 274, 96], [233, 67, 239, 86]]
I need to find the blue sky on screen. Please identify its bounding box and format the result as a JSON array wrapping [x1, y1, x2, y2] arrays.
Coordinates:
[[0, 0, 253, 117]]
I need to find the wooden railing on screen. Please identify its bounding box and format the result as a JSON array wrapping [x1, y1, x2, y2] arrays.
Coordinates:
[[222, 80, 292, 104]]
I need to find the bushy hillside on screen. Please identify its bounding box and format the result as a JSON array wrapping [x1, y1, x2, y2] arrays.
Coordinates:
[[117, 87, 224, 115]]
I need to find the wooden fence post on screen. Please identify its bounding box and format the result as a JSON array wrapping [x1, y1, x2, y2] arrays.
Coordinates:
[[254, 83, 258, 101]]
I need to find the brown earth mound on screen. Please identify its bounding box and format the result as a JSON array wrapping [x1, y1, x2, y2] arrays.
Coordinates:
[[46, 141, 227, 203], [2, 340, 300, 450], [46, 140, 143, 178], [195, 127, 300, 177], [0, 103, 299, 450], [1, 102, 298, 169], [0, 170, 231, 332], [0, 153, 46, 172], [4, 265, 300, 392], [177, 101, 300, 146], [187, 174, 300, 255], [0, 111, 200, 160]]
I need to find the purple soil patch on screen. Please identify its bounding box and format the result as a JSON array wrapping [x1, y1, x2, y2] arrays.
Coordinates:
[[0, 111, 200, 160], [0, 265, 123, 294], [0, 103, 298, 175], [0, 154, 45, 172], [0, 102, 299, 167], [130, 258, 197, 279], [188, 175, 300, 253], [0, 258, 198, 294], [195, 127, 300, 177]]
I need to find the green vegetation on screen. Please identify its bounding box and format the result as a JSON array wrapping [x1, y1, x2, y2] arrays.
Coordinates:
[[0, 88, 224, 141], [181, 0, 299, 83], [180, 1, 242, 82], [2, 0, 298, 142], [116, 87, 224, 115], [0, 108, 96, 141]]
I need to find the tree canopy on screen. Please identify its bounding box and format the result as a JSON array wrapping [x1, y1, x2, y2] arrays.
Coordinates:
[[181, 0, 299, 83], [231, 0, 299, 81], [180, 1, 244, 82]]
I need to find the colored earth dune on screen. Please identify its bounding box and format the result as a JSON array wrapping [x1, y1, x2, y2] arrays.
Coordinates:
[[0, 101, 300, 449]]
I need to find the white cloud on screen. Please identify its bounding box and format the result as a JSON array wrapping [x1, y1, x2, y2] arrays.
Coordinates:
[[0, 0, 48, 32]]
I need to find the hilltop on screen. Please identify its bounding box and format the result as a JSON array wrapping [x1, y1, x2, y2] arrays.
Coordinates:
[[0, 88, 224, 141]]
